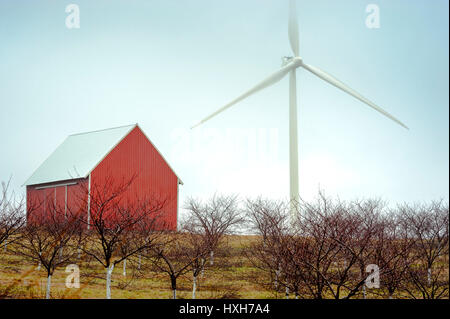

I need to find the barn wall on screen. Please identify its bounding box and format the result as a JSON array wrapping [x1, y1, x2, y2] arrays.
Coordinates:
[[91, 126, 178, 230], [65, 179, 89, 220], [26, 178, 89, 225]]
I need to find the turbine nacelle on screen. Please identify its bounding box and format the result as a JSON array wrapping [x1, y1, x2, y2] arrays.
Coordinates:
[[292, 56, 303, 67], [281, 56, 303, 67]]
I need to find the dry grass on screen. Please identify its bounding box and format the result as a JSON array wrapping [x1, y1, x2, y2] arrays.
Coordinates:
[[0, 235, 271, 299], [0, 235, 448, 299]]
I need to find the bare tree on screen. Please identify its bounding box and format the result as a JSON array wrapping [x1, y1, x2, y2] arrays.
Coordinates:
[[369, 210, 415, 299], [146, 231, 208, 299], [185, 195, 244, 266], [295, 195, 383, 299], [0, 178, 25, 252], [244, 198, 299, 298], [400, 201, 449, 299], [180, 219, 212, 299], [291, 194, 345, 299], [14, 194, 84, 299], [77, 175, 168, 299], [245, 193, 385, 299]]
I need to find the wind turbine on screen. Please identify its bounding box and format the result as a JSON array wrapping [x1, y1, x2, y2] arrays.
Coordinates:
[[191, 0, 408, 219]]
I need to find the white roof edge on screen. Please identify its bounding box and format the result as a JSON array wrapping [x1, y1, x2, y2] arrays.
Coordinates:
[[69, 123, 138, 137], [22, 135, 71, 187], [85, 124, 138, 178], [24, 124, 137, 187]]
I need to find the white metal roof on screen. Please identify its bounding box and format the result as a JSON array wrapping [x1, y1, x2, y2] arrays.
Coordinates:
[[25, 125, 183, 190], [24, 124, 183, 186], [24, 124, 137, 186]]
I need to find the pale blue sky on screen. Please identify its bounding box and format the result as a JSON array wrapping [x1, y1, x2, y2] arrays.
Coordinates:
[[0, 0, 448, 214]]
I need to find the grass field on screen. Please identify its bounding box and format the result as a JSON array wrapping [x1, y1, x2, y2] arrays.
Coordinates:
[[0, 235, 274, 299], [0, 234, 448, 299]]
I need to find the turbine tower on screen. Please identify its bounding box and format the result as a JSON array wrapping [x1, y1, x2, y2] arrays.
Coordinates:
[[192, 0, 408, 220]]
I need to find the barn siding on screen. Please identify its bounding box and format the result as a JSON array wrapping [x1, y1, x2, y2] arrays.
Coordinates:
[[26, 125, 179, 230], [26, 178, 89, 225], [65, 179, 89, 220], [55, 186, 66, 216], [90, 126, 178, 230]]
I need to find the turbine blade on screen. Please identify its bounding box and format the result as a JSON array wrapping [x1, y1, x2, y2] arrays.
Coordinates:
[[288, 0, 299, 57], [191, 64, 295, 128], [302, 63, 409, 129]]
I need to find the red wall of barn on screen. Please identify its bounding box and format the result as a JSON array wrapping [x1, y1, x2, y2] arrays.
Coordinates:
[[26, 178, 89, 224], [90, 126, 178, 230]]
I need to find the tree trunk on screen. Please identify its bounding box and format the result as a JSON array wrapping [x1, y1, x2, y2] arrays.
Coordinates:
[[192, 273, 197, 299], [4, 239, 7, 252], [46, 274, 52, 299], [360, 267, 366, 299], [77, 248, 81, 259], [59, 247, 63, 263], [285, 283, 289, 299], [138, 254, 141, 270], [201, 258, 205, 277], [275, 268, 280, 290], [106, 264, 115, 299], [37, 251, 42, 270], [210, 251, 214, 266], [427, 268, 432, 286], [171, 276, 177, 299], [123, 259, 127, 276]]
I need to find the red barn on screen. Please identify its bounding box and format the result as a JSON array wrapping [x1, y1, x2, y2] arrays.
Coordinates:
[[24, 124, 182, 230]]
